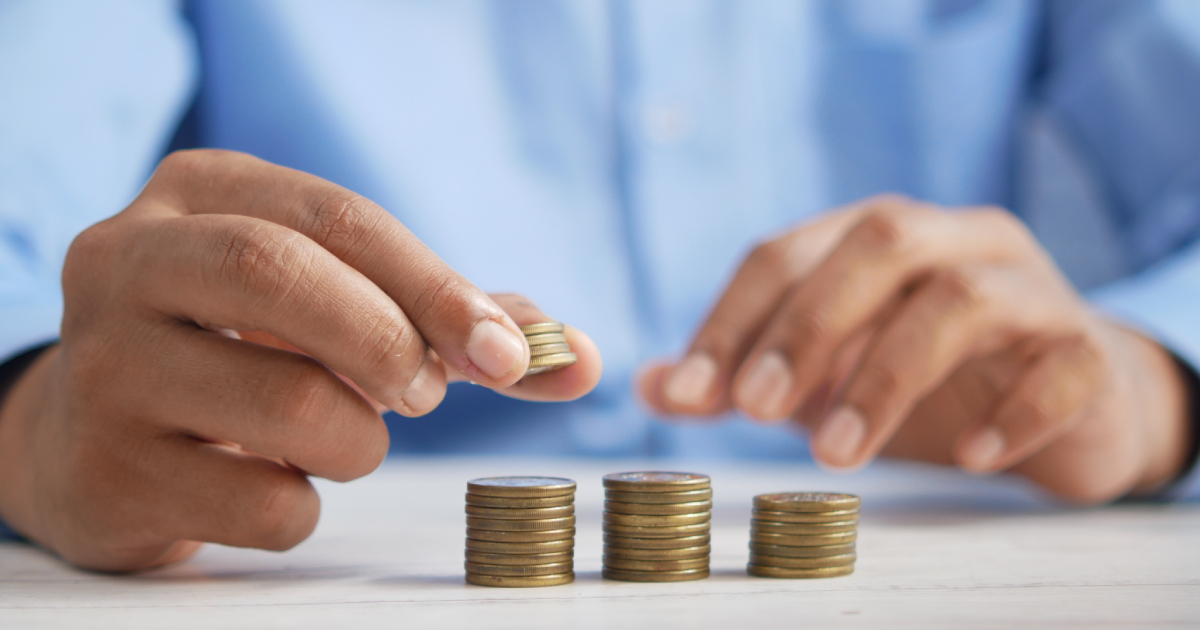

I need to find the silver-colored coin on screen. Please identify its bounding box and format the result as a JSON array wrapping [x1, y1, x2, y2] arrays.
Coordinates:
[[466, 477, 576, 498], [602, 472, 711, 492], [753, 492, 861, 513]]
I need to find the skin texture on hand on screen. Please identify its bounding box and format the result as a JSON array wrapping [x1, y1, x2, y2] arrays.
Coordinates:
[[640, 195, 1191, 504], [0, 150, 601, 572]]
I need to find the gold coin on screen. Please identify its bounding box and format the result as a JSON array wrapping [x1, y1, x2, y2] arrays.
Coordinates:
[[751, 520, 857, 535], [466, 538, 575, 554], [465, 504, 575, 520], [603, 534, 710, 549], [602, 567, 709, 582], [524, 332, 568, 346], [525, 352, 578, 376], [467, 477, 576, 498], [603, 556, 709, 572], [604, 500, 712, 515], [602, 472, 711, 493], [466, 551, 574, 566], [605, 488, 713, 504], [748, 552, 856, 569], [529, 342, 572, 357], [602, 545, 710, 560], [602, 522, 711, 538], [753, 492, 860, 513], [467, 516, 575, 531], [466, 493, 574, 509], [747, 564, 854, 579], [519, 322, 565, 336], [465, 572, 574, 588], [603, 512, 709, 527], [748, 542, 856, 558], [465, 561, 573, 577], [467, 527, 575, 543], [752, 508, 858, 523], [750, 530, 857, 547]]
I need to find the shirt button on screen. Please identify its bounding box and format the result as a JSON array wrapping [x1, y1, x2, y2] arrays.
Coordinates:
[[641, 100, 695, 146]]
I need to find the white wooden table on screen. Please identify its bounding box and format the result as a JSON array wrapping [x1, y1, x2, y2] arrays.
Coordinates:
[[2, 457, 1198, 629]]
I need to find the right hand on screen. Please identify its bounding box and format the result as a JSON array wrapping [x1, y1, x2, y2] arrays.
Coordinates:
[[0, 150, 601, 572]]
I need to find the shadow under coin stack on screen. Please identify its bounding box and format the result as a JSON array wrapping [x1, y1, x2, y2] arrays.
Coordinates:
[[747, 492, 860, 579], [521, 322, 577, 375], [464, 477, 577, 587], [602, 472, 712, 582]]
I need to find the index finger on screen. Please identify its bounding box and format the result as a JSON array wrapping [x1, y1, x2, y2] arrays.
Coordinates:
[[145, 150, 530, 390]]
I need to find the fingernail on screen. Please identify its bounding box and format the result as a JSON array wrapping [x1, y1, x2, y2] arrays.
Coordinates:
[[813, 406, 867, 466], [664, 353, 718, 408], [960, 427, 1006, 473], [735, 350, 793, 419], [399, 359, 443, 415], [466, 319, 525, 379]]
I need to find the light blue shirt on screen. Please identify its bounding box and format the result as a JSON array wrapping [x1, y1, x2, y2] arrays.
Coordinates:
[[2, 0, 1199, 501]]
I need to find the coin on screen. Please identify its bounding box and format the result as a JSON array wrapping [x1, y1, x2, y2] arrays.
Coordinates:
[[603, 534, 711, 549], [519, 322, 565, 336], [748, 552, 856, 569], [467, 527, 575, 543], [746, 564, 854, 579], [749, 530, 857, 547], [603, 556, 709, 572], [465, 572, 574, 588], [602, 545, 710, 560], [467, 516, 575, 531], [466, 538, 575, 554], [466, 493, 574, 509], [466, 550, 574, 566], [467, 477, 576, 498], [750, 520, 858, 535], [602, 567, 710, 582], [605, 489, 713, 504], [603, 512, 709, 527], [602, 522, 711, 538], [526, 352, 577, 375], [465, 504, 575, 520], [604, 500, 712, 515], [748, 542, 856, 558], [753, 492, 861, 513], [529, 342, 572, 357], [524, 332, 568, 346], [752, 508, 858, 524], [465, 561, 573, 577], [602, 472, 711, 493]]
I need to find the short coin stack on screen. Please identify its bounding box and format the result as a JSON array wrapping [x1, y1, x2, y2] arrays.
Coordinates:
[[521, 322, 577, 375], [464, 477, 576, 587], [747, 492, 860, 579], [602, 472, 712, 582]]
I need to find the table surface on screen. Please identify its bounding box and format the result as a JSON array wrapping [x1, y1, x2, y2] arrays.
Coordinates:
[[2, 457, 1198, 629]]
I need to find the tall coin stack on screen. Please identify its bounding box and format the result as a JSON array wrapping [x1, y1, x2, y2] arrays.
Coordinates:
[[602, 472, 712, 582], [464, 477, 577, 587], [521, 322, 577, 375], [747, 492, 860, 579]]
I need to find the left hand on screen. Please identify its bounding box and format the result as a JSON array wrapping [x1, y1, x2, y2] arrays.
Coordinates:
[[639, 196, 1191, 503]]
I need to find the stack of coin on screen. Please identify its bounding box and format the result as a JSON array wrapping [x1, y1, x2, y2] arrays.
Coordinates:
[[521, 322, 577, 375], [464, 477, 576, 587], [601, 472, 712, 582], [747, 492, 860, 579]]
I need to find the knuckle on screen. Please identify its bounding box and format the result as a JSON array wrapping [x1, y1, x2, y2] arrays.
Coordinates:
[[856, 360, 906, 403], [1010, 392, 1058, 432], [251, 477, 319, 551], [783, 305, 832, 349], [850, 210, 912, 255], [279, 363, 340, 432], [305, 192, 383, 256], [928, 268, 986, 313], [212, 222, 315, 313], [404, 272, 461, 329], [358, 313, 424, 382]]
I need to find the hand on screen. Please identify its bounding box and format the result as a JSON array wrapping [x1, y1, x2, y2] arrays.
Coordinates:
[[0, 150, 601, 571], [640, 196, 1190, 503]]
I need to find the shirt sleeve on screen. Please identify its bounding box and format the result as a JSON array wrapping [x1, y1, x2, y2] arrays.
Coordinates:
[[1044, 0, 1200, 501], [0, 1, 196, 540], [0, 0, 197, 363]]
